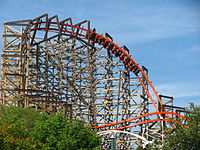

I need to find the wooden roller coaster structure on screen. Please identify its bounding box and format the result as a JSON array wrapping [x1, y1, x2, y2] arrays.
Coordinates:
[[0, 14, 186, 149]]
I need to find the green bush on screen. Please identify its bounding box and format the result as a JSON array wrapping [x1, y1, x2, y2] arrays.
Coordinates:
[[31, 113, 101, 150]]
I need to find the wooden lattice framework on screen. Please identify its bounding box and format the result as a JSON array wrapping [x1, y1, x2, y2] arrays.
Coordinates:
[[0, 14, 181, 149]]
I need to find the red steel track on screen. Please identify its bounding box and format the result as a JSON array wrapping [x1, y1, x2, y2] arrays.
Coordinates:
[[92, 111, 188, 129], [30, 21, 187, 131]]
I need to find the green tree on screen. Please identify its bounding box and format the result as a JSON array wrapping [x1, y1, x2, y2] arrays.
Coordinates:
[[162, 103, 200, 150], [0, 105, 101, 150]]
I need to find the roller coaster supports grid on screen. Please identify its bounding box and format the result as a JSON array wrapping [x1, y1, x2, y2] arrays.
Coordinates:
[[0, 14, 186, 149]]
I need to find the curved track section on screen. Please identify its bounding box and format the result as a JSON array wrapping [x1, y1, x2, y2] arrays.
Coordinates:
[[31, 21, 162, 113], [98, 119, 187, 132], [92, 111, 188, 129]]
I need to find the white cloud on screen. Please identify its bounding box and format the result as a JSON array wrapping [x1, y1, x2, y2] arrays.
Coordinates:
[[175, 45, 200, 59], [156, 82, 200, 98], [190, 46, 200, 53], [90, 6, 200, 44]]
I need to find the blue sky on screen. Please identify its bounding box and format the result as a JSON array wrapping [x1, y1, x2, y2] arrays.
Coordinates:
[[0, 0, 199, 107]]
